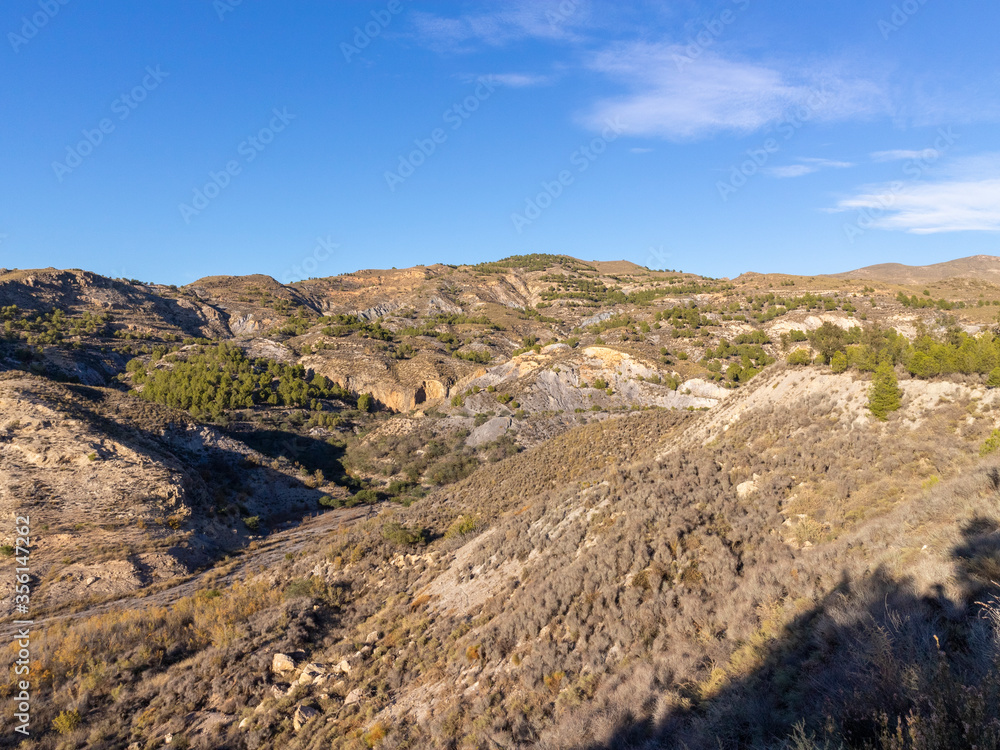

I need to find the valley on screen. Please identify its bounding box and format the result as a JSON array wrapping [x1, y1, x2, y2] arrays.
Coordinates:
[[3, 254, 1000, 748]]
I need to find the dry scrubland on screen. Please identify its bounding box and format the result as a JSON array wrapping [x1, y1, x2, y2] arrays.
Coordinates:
[[4, 256, 1000, 748]]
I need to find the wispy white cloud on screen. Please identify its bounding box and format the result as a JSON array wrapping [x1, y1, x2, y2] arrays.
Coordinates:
[[767, 157, 854, 178], [579, 43, 888, 141], [871, 149, 940, 162], [410, 1, 588, 53], [489, 73, 554, 88], [831, 154, 1000, 234]]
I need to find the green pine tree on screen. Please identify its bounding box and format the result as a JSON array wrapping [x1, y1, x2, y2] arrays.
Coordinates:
[[830, 351, 848, 374], [868, 361, 902, 421], [987, 367, 1000, 388]]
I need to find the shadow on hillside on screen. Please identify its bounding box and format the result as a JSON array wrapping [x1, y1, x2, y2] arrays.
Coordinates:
[[584, 519, 1000, 750], [222, 424, 351, 486], [51, 383, 334, 541]]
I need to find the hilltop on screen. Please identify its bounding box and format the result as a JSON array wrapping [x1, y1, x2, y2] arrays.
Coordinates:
[[831, 254, 1000, 284]]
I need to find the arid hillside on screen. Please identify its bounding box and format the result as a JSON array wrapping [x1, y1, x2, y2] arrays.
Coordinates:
[[4, 254, 1000, 749]]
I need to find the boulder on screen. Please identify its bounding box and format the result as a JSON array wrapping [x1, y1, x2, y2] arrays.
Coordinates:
[[365, 630, 380, 644], [466, 417, 513, 448], [293, 704, 320, 731], [271, 653, 297, 675], [334, 659, 352, 675], [297, 662, 327, 686], [344, 688, 364, 706]]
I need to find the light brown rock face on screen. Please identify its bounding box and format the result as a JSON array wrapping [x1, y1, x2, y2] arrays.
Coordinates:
[[303, 346, 464, 412]]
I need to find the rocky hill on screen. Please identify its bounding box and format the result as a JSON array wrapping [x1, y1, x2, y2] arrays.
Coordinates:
[[4, 254, 1000, 749]]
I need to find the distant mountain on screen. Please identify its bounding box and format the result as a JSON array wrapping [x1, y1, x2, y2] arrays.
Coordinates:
[[831, 254, 1000, 284]]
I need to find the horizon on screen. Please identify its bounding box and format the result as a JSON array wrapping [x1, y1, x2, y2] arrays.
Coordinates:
[[3, 1, 999, 284], [6, 251, 1000, 288]]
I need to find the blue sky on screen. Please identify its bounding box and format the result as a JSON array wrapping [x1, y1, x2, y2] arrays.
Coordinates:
[[2, 0, 999, 284]]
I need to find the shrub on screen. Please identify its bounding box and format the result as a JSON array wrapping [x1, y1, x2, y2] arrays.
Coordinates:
[[788, 348, 812, 366], [52, 709, 82, 735], [0, 545, 13, 557], [357, 392, 374, 413], [382, 521, 428, 546], [981, 429, 1000, 456], [352, 488, 379, 505], [445, 515, 481, 539], [242, 516, 261, 532], [868, 361, 902, 421], [830, 351, 848, 374], [988, 367, 1000, 388]]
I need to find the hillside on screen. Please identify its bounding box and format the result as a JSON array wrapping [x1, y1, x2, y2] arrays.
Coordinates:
[[831, 254, 1000, 284], [3, 254, 1000, 748]]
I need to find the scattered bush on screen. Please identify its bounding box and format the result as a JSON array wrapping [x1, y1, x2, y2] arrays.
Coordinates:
[[52, 709, 82, 735], [868, 361, 902, 421], [788, 348, 812, 366]]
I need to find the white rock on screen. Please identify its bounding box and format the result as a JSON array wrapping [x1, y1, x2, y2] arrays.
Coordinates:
[[334, 659, 352, 675], [271, 653, 297, 675], [298, 662, 326, 686]]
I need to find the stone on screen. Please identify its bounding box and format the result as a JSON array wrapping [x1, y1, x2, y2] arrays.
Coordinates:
[[298, 662, 326, 686], [271, 653, 297, 675], [270, 684, 290, 699], [365, 630, 380, 644], [344, 688, 363, 706], [466, 417, 513, 448], [334, 659, 352, 675], [293, 704, 320, 731]]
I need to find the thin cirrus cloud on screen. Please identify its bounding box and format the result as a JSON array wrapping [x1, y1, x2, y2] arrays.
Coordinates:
[[831, 154, 1000, 234], [409, 2, 588, 53], [489, 73, 555, 88], [579, 43, 889, 141], [870, 149, 940, 162], [768, 158, 854, 178]]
